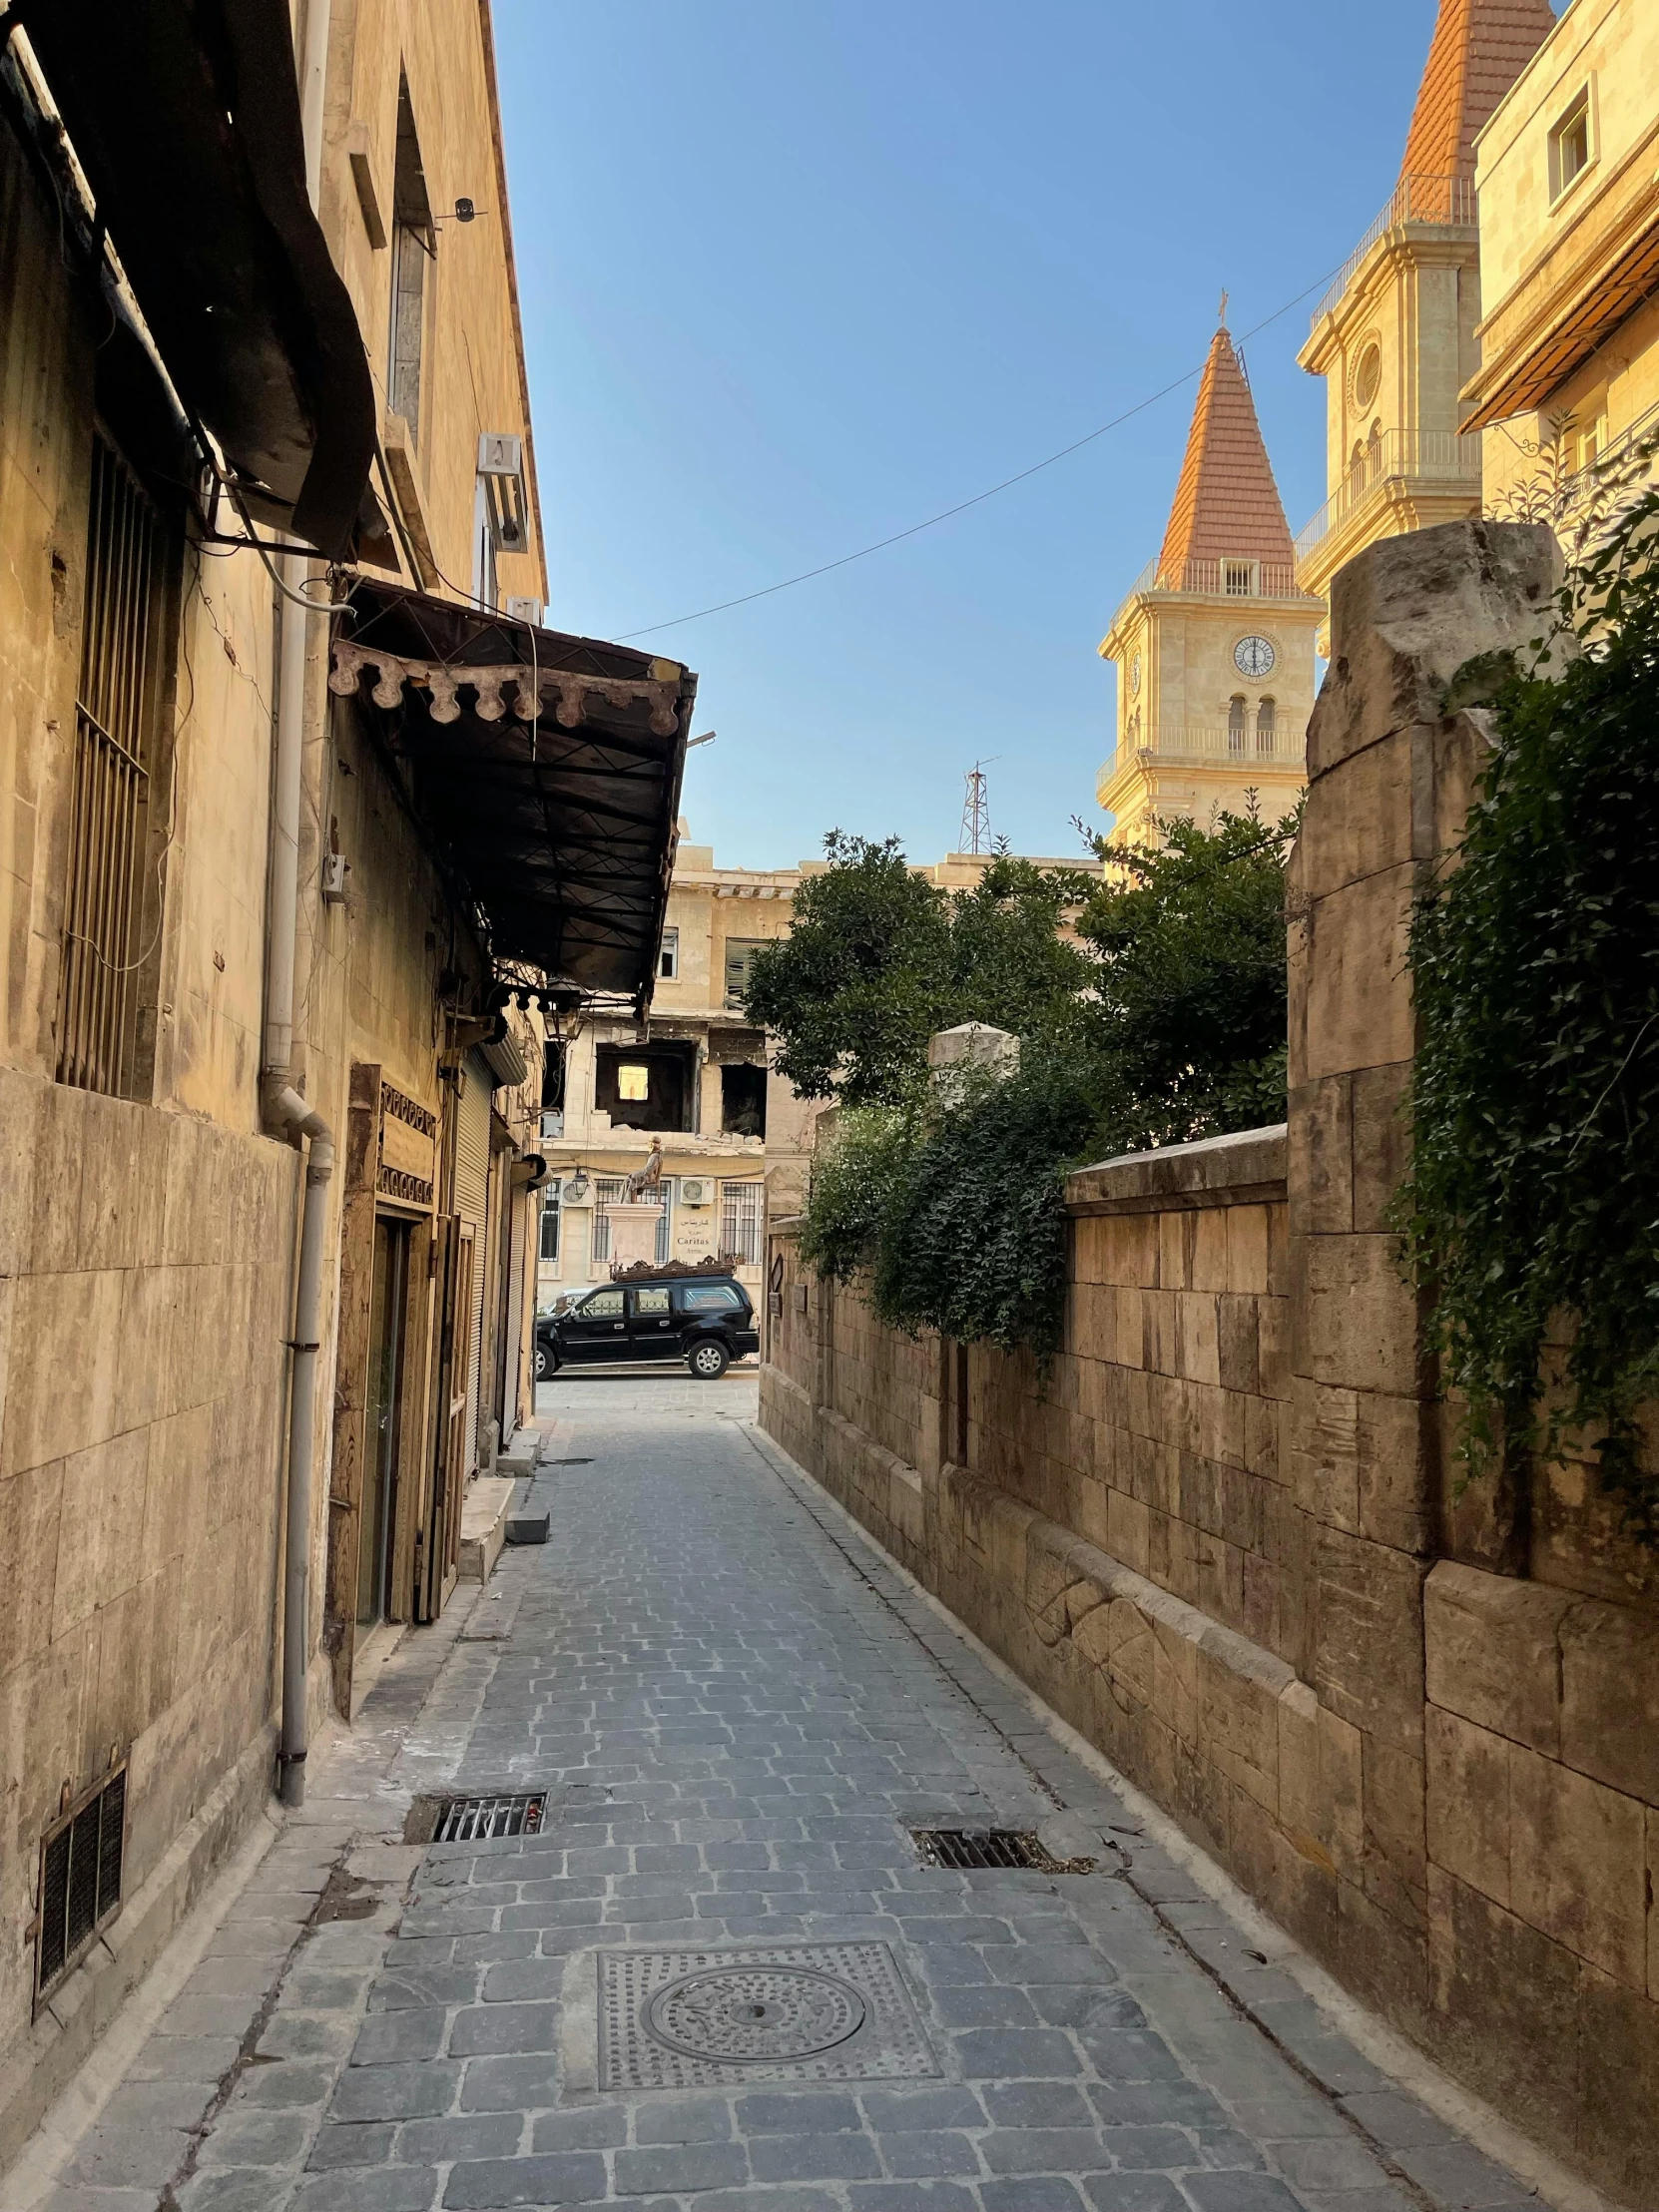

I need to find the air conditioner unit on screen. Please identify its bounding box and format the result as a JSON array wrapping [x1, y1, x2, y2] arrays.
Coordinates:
[[679, 1178, 714, 1207], [506, 596, 543, 625], [540, 1109, 564, 1140]]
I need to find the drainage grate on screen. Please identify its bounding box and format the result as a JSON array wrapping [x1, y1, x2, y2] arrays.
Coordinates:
[[910, 1828, 1094, 1874], [433, 1793, 546, 1843], [36, 1766, 127, 2007]]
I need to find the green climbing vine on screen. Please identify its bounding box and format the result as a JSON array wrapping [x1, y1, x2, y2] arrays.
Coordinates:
[[1397, 477, 1659, 1535]]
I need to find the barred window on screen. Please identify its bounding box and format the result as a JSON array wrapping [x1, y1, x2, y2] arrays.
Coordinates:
[[56, 435, 171, 1096], [720, 1181, 763, 1266]]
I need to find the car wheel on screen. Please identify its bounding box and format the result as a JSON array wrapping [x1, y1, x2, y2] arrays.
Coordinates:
[[688, 1339, 730, 1381], [534, 1342, 556, 1380]]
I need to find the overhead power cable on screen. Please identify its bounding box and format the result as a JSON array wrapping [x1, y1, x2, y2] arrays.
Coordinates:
[[616, 261, 1349, 641]]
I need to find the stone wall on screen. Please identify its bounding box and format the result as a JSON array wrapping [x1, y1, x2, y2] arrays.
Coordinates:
[[761, 522, 1659, 2209]]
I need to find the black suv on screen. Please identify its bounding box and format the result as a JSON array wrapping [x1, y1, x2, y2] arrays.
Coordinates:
[[535, 1277, 760, 1382]]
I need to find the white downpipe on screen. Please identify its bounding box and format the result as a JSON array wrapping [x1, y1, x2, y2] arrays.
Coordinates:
[[270, 0, 334, 1808]]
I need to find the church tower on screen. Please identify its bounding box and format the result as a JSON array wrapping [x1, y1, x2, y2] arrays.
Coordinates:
[[1097, 321, 1323, 850], [1295, 0, 1555, 634]]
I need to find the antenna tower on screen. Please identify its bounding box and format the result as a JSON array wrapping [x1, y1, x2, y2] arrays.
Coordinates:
[[959, 761, 992, 855]]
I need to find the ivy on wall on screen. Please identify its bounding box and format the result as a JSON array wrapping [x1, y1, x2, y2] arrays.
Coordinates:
[[1398, 484, 1659, 1532]]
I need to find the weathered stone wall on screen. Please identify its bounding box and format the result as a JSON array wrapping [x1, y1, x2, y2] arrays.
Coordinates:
[[762, 522, 1659, 2208]]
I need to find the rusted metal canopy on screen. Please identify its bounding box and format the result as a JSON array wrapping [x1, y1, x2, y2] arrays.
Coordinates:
[[333, 581, 694, 1006], [21, 0, 374, 557]]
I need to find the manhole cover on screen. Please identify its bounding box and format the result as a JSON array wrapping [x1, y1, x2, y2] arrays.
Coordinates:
[[647, 1962, 865, 2061], [599, 1943, 937, 2088]]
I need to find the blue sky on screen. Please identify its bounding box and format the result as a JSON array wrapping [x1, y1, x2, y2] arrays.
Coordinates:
[[494, 0, 1445, 869]]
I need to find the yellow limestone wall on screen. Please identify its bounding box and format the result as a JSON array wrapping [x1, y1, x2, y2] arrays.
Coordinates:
[[763, 523, 1659, 2211]]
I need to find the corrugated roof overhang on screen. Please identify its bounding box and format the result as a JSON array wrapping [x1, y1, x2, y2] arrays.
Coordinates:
[[19, 0, 375, 556], [333, 581, 694, 1007]]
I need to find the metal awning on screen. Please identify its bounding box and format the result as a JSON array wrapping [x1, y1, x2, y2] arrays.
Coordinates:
[[20, 0, 374, 556], [332, 582, 694, 1005]]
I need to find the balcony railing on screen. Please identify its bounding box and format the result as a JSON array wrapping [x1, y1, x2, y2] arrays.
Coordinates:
[[1108, 724, 1305, 775], [1125, 556, 1309, 601], [1295, 428, 1483, 560], [1310, 173, 1477, 328]]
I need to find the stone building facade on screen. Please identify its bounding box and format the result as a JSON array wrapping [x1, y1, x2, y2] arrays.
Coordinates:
[[0, 0, 686, 2160], [765, 524, 1659, 2210], [1294, 0, 1555, 631], [1098, 324, 1322, 849], [1463, 0, 1659, 520], [536, 838, 807, 1311]]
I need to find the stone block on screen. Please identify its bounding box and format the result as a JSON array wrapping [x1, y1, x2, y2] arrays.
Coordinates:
[[1558, 1595, 1659, 1810], [1308, 522, 1557, 777], [1216, 1299, 1259, 1396], [53, 1428, 148, 1636], [1298, 1234, 1417, 1397], [1349, 1064, 1410, 1236], [1176, 1296, 1220, 1388], [1312, 1528, 1425, 1751], [1507, 1741, 1647, 1987], [1362, 1741, 1426, 1930], [1299, 867, 1415, 1085], [0, 1459, 62, 1678], [1424, 1865, 1582, 2149], [1425, 1708, 1510, 1908], [1226, 1205, 1272, 1296], [1422, 1562, 1569, 1757], [1572, 1960, 1659, 2204], [1288, 1079, 1352, 1238], [1, 1267, 125, 1475], [1295, 724, 1415, 900]]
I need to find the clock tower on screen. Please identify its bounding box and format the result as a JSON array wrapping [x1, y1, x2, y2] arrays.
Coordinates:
[[1097, 319, 1323, 851]]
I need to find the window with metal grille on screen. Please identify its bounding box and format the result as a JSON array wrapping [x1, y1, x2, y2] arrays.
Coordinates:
[[721, 1180, 763, 1266], [36, 1766, 127, 2006], [1222, 559, 1254, 597], [56, 437, 170, 1096]]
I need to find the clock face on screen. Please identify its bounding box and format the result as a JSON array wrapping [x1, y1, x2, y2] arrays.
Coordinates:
[[1235, 634, 1276, 680], [1129, 651, 1142, 697]]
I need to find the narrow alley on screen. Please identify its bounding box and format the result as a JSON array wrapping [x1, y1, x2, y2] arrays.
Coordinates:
[[11, 1381, 1545, 2212]]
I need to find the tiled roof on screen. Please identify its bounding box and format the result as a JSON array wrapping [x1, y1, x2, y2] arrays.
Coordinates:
[[1155, 326, 1296, 583], [1398, 0, 1556, 183]]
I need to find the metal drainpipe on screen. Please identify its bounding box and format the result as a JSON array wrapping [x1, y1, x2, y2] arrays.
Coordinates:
[[269, 0, 334, 1811], [273, 1086, 334, 1806]]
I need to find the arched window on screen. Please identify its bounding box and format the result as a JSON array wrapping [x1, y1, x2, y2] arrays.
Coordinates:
[[1228, 695, 1246, 754], [1256, 697, 1276, 753], [1349, 441, 1367, 495]]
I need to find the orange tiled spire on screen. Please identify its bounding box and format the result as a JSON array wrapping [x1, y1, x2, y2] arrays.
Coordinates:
[[1398, 0, 1556, 183], [1156, 324, 1295, 587]]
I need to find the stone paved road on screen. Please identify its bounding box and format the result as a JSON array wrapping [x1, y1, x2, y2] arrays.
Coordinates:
[[27, 1376, 1542, 2212]]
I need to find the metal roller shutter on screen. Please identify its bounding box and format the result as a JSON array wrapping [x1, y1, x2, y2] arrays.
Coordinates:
[[453, 1052, 491, 1475]]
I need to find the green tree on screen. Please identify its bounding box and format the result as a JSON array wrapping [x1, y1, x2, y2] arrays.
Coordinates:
[[743, 833, 1094, 1106], [795, 805, 1301, 1358], [1075, 804, 1300, 1150]]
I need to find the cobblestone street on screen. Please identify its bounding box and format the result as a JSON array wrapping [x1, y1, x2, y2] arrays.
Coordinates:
[[19, 1377, 1542, 2212]]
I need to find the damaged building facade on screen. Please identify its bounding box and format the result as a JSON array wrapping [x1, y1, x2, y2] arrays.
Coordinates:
[[0, 0, 688, 2158]]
